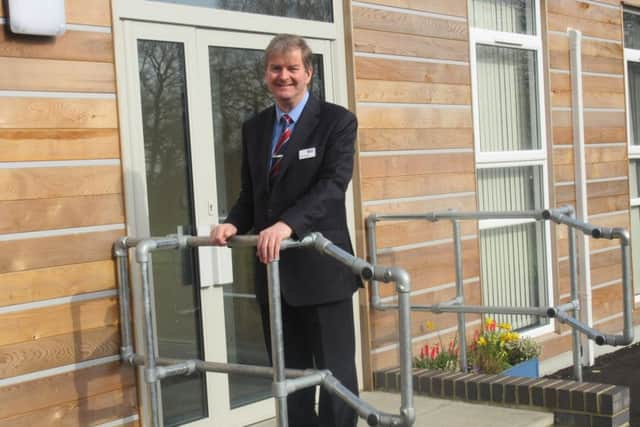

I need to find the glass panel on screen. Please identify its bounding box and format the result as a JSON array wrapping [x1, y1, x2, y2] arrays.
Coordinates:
[[151, 0, 333, 22], [477, 166, 544, 212], [631, 207, 640, 295], [476, 45, 540, 152], [138, 39, 207, 426], [480, 222, 549, 330], [208, 46, 325, 408], [624, 11, 640, 50], [478, 165, 547, 330], [630, 160, 640, 199], [471, 0, 536, 34], [628, 61, 640, 146]]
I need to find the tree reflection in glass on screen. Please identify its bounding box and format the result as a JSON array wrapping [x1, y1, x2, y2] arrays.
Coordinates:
[[138, 39, 207, 426], [152, 0, 333, 22]]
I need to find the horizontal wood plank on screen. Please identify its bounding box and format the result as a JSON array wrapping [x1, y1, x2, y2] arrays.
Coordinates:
[[554, 160, 628, 181], [362, 173, 476, 200], [354, 28, 469, 62], [374, 218, 476, 249], [547, 12, 622, 41], [0, 362, 135, 420], [0, 386, 137, 427], [358, 105, 472, 129], [0, 326, 119, 379], [0, 260, 116, 307], [552, 126, 627, 145], [584, 179, 630, 199], [362, 192, 476, 217], [0, 129, 120, 161], [360, 153, 474, 178], [0, 97, 118, 129], [552, 144, 628, 165], [359, 0, 468, 17], [66, 0, 113, 27], [0, 229, 123, 274], [550, 71, 625, 108], [358, 128, 473, 151], [355, 56, 470, 85], [552, 110, 626, 129], [0, 30, 113, 63], [0, 297, 119, 347], [0, 57, 115, 93], [356, 79, 470, 104], [547, 0, 622, 25], [0, 165, 122, 201], [0, 194, 124, 234], [353, 6, 468, 40], [376, 240, 479, 297]]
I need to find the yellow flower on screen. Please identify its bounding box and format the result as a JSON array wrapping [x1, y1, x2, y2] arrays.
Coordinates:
[[485, 318, 494, 327], [478, 337, 487, 346], [425, 320, 435, 330], [499, 322, 512, 331]]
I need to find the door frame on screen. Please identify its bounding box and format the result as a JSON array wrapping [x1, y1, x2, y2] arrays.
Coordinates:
[[112, 13, 362, 426]]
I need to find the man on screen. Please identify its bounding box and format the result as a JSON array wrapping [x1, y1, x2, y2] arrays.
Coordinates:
[[210, 34, 360, 427]]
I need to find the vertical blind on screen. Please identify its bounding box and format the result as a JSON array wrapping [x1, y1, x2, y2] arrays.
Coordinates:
[[478, 167, 547, 330], [476, 45, 540, 152], [471, 0, 536, 34]]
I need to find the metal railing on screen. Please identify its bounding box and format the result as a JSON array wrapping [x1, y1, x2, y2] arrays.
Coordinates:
[[366, 206, 634, 382], [114, 232, 415, 427]]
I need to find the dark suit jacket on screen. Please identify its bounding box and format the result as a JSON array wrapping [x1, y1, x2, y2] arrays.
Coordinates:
[[225, 94, 360, 306]]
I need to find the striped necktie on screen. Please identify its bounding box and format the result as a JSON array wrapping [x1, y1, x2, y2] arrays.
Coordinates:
[[270, 114, 293, 177]]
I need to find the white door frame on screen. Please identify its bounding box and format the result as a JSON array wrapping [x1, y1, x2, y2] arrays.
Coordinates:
[[113, 16, 361, 426]]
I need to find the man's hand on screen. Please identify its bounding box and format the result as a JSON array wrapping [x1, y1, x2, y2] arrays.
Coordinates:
[[210, 223, 238, 246], [257, 221, 292, 264]]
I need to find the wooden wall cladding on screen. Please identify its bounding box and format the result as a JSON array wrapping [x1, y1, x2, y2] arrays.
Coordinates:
[[352, 0, 477, 371], [0, 1, 134, 423], [0, 362, 135, 420], [0, 129, 120, 162], [546, 0, 633, 364]]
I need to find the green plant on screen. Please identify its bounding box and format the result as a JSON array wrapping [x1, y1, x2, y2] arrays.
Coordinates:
[[467, 318, 541, 374], [414, 322, 459, 372]]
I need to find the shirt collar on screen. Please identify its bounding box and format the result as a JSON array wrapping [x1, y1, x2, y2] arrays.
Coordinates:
[[275, 91, 309, 124]]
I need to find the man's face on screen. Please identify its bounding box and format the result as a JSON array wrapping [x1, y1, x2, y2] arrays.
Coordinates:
[[265, 48, 312, 111]]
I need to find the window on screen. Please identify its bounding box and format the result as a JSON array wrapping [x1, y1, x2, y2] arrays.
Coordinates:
[[470, 0, 551, 330], [624, 7, 640, 298], [149, 0, 333, 22]]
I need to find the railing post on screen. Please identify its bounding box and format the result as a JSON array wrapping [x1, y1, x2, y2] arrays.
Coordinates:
[[267, 259, 288, 427], [138, 243, 163, 427], [567, 209, 583, 382], [452, 218, 468, 373]]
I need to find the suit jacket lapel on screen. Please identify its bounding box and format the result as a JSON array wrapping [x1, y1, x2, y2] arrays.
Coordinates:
[[255, 107, 275, 190], [271, 95, 321, 186]]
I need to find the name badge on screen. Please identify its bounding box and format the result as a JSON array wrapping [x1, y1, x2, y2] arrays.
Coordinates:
[[298, 147, 316, 160]]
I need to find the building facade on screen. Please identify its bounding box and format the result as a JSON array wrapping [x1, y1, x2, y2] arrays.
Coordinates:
[[0, 0, 639, 425]]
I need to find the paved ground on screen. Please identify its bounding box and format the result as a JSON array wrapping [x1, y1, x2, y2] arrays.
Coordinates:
[[249, 391, 553, 427], [546, 341, 640, 427]]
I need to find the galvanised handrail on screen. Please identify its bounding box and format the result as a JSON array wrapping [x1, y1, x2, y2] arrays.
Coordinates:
[[366, 206, 634, 382], [114, 232, 415, 427]]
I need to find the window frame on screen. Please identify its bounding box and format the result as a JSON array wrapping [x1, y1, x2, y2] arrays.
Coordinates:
[[469, 0, 554, 335], [623, 7, 640, 301]]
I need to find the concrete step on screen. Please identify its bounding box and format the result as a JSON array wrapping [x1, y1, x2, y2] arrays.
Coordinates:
[[248, 391, 554, 427]]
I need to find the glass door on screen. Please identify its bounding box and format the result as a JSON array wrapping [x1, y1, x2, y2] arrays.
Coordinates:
[[121, 21, 333, 426], [196, 30, 333, 426]]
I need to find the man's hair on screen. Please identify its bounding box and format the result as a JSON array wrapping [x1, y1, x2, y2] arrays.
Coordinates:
[[264, 34, 313, 72]]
